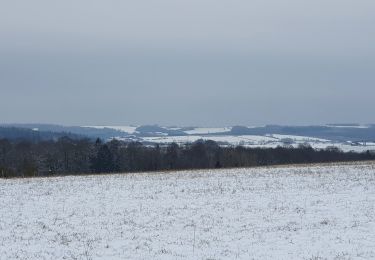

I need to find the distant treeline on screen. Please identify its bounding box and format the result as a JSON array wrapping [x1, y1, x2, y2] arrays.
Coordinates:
[[0, 137, 374, 178]]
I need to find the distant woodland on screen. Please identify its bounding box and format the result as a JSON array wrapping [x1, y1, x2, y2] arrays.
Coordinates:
[[0, 137, 374, 178]]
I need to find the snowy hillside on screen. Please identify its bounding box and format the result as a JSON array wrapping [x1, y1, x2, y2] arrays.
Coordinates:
[[1, 162, 375, 259], [85, 125, 375, 152], [3, 124, 375, 152]]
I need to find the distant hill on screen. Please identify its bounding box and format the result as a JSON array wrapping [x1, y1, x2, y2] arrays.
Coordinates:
[[0, 126, 83, 141], [1, 124, 374, 150], [0, 124, 129, 140], [135, 125, 187, 137], [230, 125, 375, 142]]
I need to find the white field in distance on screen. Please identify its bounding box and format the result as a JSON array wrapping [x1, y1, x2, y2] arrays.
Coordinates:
[[1, 162, 375, 259], [85, 126, 375, 152], [84, 125, 139, 134]]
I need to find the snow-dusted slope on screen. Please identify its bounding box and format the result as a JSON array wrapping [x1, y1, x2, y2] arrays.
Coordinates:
[[184, 127, 232, 135], [82, 125, 375, 152], [84, 125, 139, 134], [141, 134, 375, 152], [1, 162, 375, 259]]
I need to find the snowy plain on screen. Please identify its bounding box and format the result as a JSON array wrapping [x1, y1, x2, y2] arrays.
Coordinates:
[[84, 125, 375, 153], [84, 125, 139, 134], [1, 162, 375, 259], [142, 134, 375, 153]]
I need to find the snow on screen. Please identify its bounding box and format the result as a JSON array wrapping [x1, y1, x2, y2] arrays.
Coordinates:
[[270, 134, 329, 143], [143, 135, 277, 145], [184, 127, 232, 135], [84, 126, 139, 134], [1, 162, 375, 259], [80, 126, 375, 153], [142, 135, 375, 152], [326, 125, 369, 129]]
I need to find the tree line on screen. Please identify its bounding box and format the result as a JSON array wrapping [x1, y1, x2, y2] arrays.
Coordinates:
[[0, 137, 374, 178]]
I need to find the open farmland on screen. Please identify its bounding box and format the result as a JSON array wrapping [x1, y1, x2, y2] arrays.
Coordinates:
[[1, 162, 375, 259]]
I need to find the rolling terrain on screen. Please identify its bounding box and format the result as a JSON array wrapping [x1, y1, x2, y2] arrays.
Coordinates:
[[1, 162, 375, 259], [2, 124, 375, 152]]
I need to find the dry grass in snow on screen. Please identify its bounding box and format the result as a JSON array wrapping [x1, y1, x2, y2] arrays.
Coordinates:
[[1, 162, 375, 259]]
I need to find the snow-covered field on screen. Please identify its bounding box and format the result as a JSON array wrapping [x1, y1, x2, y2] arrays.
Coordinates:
[[84, 125, 139, 134], [143, 134, 375, 153], [143, 134, 276, 145], [83, 125, 375, 152], [184, 127, 232, 135], [1, 162, 375, 259]]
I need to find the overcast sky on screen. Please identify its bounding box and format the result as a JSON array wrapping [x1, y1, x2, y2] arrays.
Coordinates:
[[1, 0, 374, 126]]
